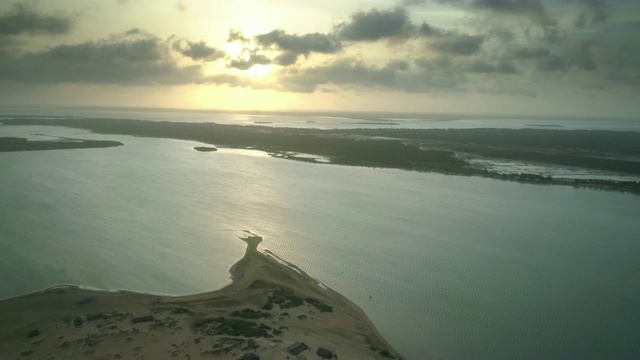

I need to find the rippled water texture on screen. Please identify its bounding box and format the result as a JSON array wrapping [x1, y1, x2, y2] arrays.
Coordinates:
[[1, 125, 639, 359]]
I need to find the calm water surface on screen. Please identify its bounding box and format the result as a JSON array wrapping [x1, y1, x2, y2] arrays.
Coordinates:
[[2, 107, 640, 131], [1, 125, 639, 359]]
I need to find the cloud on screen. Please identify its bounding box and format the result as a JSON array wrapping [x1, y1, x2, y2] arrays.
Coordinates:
[[431, 0, 557, 38], [228, 29, 250, 43], [172, 39, 224, 61], [176, 1, 187, 12], [279, 58, 403, 92], [418, 22, 443, 37], [0, 31, 203, 85], [534, 42, 598, 73], [279, 56, 476, 93], [468, 59, 518, 74], [402, 0, 429, 5], [255, 30, 342, 65], [228, 52, 271, 70], [0, 3, 73, 36], [470, 0, 554, 26], [508, 45, 550, 59], [336, 7, 415, 42], [575, 0, 609, 28], [431, 34, 484, 56]]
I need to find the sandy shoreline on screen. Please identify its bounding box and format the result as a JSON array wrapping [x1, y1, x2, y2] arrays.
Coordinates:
[[0, 234, 404, 360]]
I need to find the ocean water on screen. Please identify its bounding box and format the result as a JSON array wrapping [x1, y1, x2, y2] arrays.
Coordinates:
[[1, 124, 640, 359], [2, 106, 640, 131]]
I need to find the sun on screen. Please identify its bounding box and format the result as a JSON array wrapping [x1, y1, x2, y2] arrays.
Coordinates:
[[223, 42, 244, 59]]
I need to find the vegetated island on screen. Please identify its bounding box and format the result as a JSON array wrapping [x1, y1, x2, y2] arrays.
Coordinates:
[[194, 146, 218, 152], [2, 117, 639, 194], [0, 234, 402, 360], [0, 137, 123, 152]]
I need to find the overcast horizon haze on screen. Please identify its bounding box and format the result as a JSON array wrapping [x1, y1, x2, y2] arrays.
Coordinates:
[[1, 0, 639, 118]]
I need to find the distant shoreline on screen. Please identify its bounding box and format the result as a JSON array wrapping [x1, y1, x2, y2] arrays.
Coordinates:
[[0, 234, 403, 359], [0, 136, 123, 152], [2, 117, 639, 194]]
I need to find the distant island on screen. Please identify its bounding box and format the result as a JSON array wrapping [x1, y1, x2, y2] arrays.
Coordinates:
[[2, 117, 639, 194], [194, 146, 218, 152], [0, 137, 123, 152], [0, 234, 402, 360]]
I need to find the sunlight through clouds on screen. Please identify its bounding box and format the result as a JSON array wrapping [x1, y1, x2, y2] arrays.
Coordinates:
[[0, 0, 638, 116]]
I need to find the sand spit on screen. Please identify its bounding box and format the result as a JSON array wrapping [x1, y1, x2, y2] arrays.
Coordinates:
[[0, 234, 403, 360]]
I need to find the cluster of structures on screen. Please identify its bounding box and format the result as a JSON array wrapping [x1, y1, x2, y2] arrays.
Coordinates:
[[288, 341, 338, 359]]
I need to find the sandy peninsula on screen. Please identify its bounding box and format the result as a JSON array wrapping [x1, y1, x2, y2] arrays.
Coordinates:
[[0, 233, 403, 360]]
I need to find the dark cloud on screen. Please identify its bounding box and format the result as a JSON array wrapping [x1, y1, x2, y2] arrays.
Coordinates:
[[0, 32, 202, 85], [0, 3, 73, 36], [387, 59, 411, 70], [418, 22, 443, 37], [575, 0, 609, 28], [509, 46, 550, 59], [470, 0, 554, 26], [279, 58, 402, 93], [172, 40, 224, 61], [415, 56, 518, 79], [536, 55, 568, 72], [431, 34, 484, 56], [468, 60, 518, 74], [402, 0, 428, 5], [228, 29, 250, 43], [432, 0, 557, 38], [534, 41, 598, 73], [255, 30, 342, 65], [280, 56, 471, 93], [336, 7, 415, 41]]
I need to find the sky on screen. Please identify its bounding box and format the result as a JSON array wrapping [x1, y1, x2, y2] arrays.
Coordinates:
[[0, 0, 638, 117]]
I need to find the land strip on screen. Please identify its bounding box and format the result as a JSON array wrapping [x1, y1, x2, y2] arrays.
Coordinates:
[[2, 117, 639, 194]]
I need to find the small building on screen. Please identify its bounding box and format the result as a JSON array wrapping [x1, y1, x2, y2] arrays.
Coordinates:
[[316, 347, 333, 359], [288, 341, 309, 355]]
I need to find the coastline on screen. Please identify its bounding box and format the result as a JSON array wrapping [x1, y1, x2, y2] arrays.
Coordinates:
[[2, 117, 639, 195], [0, 234, 403, 360]]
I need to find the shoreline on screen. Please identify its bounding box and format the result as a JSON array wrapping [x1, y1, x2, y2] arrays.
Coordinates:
[[2, 117, 639, 195], [0, 234, 404, 360]]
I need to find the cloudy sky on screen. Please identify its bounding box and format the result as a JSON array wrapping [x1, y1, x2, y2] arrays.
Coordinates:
[[0, 0, 638, 117]]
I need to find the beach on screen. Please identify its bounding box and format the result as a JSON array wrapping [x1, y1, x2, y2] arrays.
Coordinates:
[[0, 233, 402, 360]]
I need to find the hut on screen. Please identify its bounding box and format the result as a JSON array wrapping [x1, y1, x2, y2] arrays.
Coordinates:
[[288, 341, 309, 355], [316, 347, 333, 359]]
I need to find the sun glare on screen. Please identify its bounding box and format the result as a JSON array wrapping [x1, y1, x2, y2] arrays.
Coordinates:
[[224, 42, 243, 58], [245, 64, 271, 78]]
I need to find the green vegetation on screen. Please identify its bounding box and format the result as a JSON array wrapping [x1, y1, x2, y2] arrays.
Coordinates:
[[231, 308, 272, 319], [378, 349, 395, 358], [0, 137, 123, 152], [369, 345, 397, 359], [194, 146, 217, 152], [193, 317, 272, 338], [261, 290, 333, 312], [262, 290, 304, 310], [305, 298, 333, 313]]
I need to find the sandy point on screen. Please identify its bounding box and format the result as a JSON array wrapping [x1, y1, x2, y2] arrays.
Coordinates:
[[0, 233, 404, 360]]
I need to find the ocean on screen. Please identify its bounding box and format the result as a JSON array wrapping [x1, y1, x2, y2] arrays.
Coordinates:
[[1, 116, 640, 359]]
